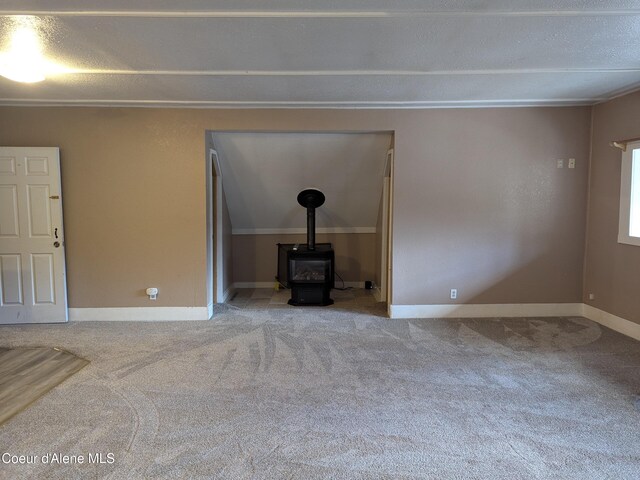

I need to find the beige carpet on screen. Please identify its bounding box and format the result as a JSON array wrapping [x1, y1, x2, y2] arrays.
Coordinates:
[[0, 303, 638, 479]]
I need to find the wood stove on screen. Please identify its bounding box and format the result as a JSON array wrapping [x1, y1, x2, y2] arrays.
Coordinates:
[[276, 189, 334, 306]]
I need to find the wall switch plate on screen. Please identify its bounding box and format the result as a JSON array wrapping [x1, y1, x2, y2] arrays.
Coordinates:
[[450, 288, 457, 300], [568, 158, 576, 169], [557, 159, 564, 168]]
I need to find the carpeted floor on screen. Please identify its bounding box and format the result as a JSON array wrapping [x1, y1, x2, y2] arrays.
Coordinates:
[[0, 295, 639, 479]]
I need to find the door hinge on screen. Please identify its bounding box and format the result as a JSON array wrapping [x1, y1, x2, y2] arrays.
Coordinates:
[[49, 195, 60, 199]]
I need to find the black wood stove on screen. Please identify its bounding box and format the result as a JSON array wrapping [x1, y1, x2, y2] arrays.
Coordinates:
[[276, 189, 334, 306]]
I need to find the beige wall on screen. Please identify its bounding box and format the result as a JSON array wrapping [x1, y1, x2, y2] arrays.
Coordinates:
[[0, 106, 590, 308], [232, 233, 376, 284], [0, 108, 208, 308], [394, 108, 591, 304], [584, 90, 640, 324]]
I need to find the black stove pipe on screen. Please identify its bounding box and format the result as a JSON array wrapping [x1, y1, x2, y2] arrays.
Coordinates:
[[297, 188, 325, 252], [307, 206, 316, 250]]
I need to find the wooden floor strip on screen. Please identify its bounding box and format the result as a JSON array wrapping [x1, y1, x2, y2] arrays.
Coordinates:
[[0, 347, 89, 425]]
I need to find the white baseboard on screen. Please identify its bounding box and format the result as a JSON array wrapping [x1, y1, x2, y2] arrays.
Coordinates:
[[389, 303, 584, 319], [581, 304, 640, 341], [69, 307, 210, 322]]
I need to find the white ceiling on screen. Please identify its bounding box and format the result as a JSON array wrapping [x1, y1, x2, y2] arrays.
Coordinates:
[[1, 1, 640, 107], [211, 132, 391, 233]]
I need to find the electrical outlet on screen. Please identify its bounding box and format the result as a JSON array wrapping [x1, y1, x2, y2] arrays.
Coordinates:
[[146, 287, 158, 300], [588, 293, 595, 300], [568, 158, 576, 169], [557, 159, 564, 169], [450, 288, 457, 300]]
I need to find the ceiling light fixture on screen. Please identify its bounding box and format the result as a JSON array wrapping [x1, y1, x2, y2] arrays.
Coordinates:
[[0, 17, 68, 83]]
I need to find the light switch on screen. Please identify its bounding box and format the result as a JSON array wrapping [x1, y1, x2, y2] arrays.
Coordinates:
[[568, 158, 576, 169]]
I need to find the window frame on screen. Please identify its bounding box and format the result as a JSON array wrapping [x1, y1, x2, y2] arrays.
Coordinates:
[[618, 140, 640, 247]]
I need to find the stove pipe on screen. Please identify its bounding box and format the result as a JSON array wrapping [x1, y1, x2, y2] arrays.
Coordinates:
[[296, 189, 326, 252], [307, 206, 316, 250]]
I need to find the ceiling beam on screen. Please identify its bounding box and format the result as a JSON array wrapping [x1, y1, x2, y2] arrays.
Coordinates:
[[1, 10, 640, 18], [0, 98, 603, 108], [67, 68, 640, 76]]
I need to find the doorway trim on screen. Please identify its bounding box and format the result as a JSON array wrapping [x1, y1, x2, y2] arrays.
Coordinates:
[[212, 150, 224, 304], [206, 148, 225, 317], [377, 148, 393, 307], [207, 130, 395, 317]]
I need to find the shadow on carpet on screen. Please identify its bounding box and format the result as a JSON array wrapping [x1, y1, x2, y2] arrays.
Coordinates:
[[0, 347, 89, 425]]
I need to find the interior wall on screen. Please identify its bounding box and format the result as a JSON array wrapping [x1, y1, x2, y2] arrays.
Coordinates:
[[0, 108, 208, 308], [232, 233, 375, 284], [395, 108, 590, 305], [584, 90, 640, 324], [0, 106, 590, 308]]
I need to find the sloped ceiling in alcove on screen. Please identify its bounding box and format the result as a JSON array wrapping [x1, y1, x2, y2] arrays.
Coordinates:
[[211, 132, 392, 233]]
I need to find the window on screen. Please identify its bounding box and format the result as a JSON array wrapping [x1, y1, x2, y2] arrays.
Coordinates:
[[618, 140, 640, 246]]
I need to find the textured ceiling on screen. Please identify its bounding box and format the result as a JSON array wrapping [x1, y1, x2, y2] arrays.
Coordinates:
[[1, 1, 640, 107], [211, 132, 392, 233]]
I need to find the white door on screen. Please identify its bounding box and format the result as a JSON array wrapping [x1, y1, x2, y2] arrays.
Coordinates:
[[0, 147, 68, 324]]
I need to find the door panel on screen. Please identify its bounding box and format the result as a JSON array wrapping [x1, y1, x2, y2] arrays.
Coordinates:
[[0, 157, 16, 175], [25, 156, 49, 176], [31, 254, 55, 305], [0, 186, 19, 237], [0, 147, 67, 323], [27, 185, 52, 237], [0, 254, 23, 305]]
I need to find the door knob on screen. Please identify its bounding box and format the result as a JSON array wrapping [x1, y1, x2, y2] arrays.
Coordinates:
[[53, 241, 60, 248]]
